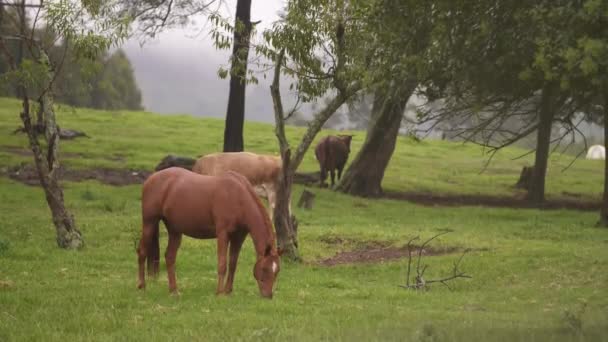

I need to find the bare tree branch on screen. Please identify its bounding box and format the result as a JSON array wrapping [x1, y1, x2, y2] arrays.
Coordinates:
[[405, 236, 420, 288], [400, 232, 471, 291]]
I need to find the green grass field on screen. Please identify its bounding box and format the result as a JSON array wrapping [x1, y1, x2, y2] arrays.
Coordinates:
[[1, 97, 607, 341]]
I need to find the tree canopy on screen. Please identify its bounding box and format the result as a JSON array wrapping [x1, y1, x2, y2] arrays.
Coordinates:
[[0, 4, 142, 111]]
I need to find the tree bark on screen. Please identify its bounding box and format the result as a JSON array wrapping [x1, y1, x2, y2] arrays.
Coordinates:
[[599, 93, 608, 227], [270, 50, 300, 261], [272, 149, 300, 261], [20, 53, 83, 249], [336, 82, 416, 197], [15, 0, 25, 98], [269, 49, 360, 261], [222, 0, 253, 152], [527, 84, 556, 206]]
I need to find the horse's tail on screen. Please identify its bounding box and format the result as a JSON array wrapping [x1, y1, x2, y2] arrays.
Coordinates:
[[314, 140, 323, 163], [325, 137, 333, 167], [137, 217, 161, 279]]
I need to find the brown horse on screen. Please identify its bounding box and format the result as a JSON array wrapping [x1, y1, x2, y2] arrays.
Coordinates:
[[192, 152, 291, 220], [136, 167, 281, 298], [314, 134, 353, 187]]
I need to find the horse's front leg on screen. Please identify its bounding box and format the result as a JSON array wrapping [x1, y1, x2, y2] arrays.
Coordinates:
[[216, 232, 229, 295], [165, 232, 182, 294], [225, 231, 247, 294]]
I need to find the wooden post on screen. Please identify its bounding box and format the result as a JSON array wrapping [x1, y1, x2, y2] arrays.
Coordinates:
[[297, 189, 315, 210], [515, 165, 534, 191]]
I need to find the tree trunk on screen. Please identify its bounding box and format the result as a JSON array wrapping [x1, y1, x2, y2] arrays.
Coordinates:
[[222, 0, 253, 152], [336, 83, 416, 197], [20, 53, 83, 249], [599, 93, 608, 227], [270, 51, 300, 261], [527, 84, 556, 206], [15, 0, 25, 98], [272, 149, 300, 261], [268, 36, 361, 260]]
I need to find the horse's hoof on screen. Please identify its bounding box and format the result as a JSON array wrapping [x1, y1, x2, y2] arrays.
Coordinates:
[[169, 289, 180, 297], [137, 282, 145, 290]]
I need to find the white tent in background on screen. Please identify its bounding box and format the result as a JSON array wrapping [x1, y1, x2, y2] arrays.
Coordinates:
[[586, 145, 606, 160]]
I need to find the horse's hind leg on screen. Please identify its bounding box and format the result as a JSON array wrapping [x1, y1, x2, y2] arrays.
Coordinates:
[[330, 169, 336, 187], [225, 231, 247, 294], [137, 220, 157, 290], [319, 166, 328, 187], [147, 222, 160, 278], [337, 164, 344, 181], [165, 231, 182, 294], [216, 231, 229, 295]]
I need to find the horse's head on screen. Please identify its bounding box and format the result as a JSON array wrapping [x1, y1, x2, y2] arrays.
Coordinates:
[[337, 134, 354, 151], [253, 245, 281, 299]]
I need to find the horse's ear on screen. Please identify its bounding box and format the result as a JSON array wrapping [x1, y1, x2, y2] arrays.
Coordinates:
[[277, 248, 284, 256]]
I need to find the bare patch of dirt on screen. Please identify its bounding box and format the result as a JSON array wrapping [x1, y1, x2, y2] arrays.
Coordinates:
[[383, 191, 601, 212], [3, 163, 151, 186], [318, 240, 460, 266]]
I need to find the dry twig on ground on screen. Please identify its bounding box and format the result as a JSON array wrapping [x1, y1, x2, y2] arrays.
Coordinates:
[[400, 232, 472, 291]]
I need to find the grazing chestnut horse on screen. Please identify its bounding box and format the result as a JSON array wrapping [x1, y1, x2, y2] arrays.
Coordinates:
[[136, 167, 281, 298], [314, 134, 353, 187], [192, 152, 291, 219]]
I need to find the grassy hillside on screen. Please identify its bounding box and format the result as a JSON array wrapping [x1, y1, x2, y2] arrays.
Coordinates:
[[0, 97, 603, 199], [0, 97, 607, 341]]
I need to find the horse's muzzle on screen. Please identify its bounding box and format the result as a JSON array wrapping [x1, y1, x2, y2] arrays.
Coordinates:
[[260, 292, 273, 299]]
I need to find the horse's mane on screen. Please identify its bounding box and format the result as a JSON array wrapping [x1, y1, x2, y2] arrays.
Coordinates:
[[225, 171, 276, 248]]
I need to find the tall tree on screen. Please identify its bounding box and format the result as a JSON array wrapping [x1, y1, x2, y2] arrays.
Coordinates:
[[263, 0, 364, 259], [0, 0, 129, 248], [222, 0, 253, 152], [412, 0, 590, 206], [337, 84, 414, 196], [336, 0, 435, 197], [0, 7, 142, 111], [90, 50, 143, 110]]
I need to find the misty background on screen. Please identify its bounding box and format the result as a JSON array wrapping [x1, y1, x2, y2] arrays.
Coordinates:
[[122, 0, 292, 123], [120, 0, 603, 144]]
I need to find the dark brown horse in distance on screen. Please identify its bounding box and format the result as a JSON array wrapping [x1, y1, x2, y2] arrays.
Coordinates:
[[314, 134, 353, 187], [136, 167, 281, 298]]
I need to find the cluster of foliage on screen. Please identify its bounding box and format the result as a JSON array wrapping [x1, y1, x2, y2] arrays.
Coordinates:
[[50, 48, 143, 111], [0, 5, 142, 111]]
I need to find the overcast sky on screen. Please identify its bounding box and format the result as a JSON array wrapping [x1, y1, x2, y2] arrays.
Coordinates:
[[121, 0, 290, 123]]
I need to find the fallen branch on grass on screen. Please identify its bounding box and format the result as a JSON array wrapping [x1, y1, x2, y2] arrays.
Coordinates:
[[400, 232, 472, 291], [13, 125, 89, 140]]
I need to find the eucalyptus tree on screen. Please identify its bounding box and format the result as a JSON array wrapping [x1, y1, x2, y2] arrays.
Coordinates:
[[0, 0, 130, 248], [411, 1, 605, 206], [542, 0, 608, 224], [336, 0, 437, 197], [222, 0, 253, 152], [259, 0, 366, 260]]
